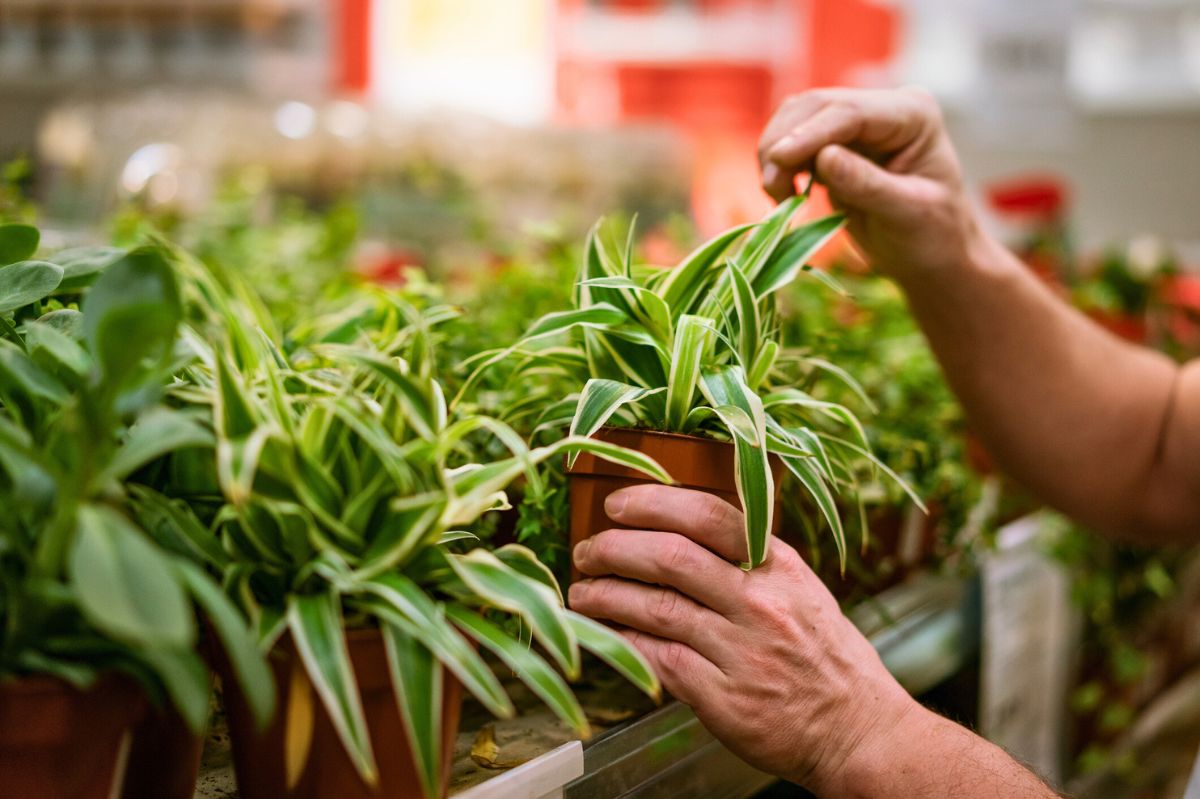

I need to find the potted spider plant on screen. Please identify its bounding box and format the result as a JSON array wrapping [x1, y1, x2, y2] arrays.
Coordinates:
[[0, 223, 272, 798], [463, 195, 921, 574], [165, 262, 669, 799]]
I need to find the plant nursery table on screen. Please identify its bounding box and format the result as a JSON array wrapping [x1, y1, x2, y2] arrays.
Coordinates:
[[193, 571, 979, 799]]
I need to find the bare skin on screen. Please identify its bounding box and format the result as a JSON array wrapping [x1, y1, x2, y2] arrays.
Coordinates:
[[571, 86, 1200, 795], [570, 487, 1057, 797]]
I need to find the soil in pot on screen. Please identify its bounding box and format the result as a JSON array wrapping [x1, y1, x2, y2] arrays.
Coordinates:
[[0, 673, 145, 799], [218, 627, 463, 799], [566, 427, 785, 583]]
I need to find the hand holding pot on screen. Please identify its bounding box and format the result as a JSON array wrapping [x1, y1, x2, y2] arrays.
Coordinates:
[[759, 87, 983, 281], [567, 484, 919, 793]]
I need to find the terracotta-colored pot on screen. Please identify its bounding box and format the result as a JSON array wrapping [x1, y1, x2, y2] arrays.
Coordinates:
[[121, 695, 207, 799], [219, 628, 463, 799], [0, 673, 145, 799], [566, 427, 785, 582]]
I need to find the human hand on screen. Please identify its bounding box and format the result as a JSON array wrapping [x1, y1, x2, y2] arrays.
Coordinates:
[[568, 484, 922, 793], [759, 86, 985, 280]]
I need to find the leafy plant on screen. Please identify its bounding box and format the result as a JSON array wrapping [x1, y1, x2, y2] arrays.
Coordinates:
[[164, 259, 668, 798], [0, 223, 272, 733], [464, 195, 919, 569]]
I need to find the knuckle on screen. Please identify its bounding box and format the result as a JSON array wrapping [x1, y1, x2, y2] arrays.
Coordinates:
[[699, 494, 736, 533], [660, 535, 696, 577], [659, 640, 691, 677], [649, 589, 685, 629]]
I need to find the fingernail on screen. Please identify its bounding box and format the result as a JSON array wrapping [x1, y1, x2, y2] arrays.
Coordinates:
[[573, 538, 593, 565], [605, 491, 627, 520], [762, 163, 780, 187], [568, 580, 591, 603]]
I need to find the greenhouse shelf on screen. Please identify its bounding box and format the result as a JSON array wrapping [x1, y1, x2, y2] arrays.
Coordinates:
[[556, 571, 981, 799]]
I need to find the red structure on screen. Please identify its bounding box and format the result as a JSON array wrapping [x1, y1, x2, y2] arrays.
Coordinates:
[[554, 0, 898, 233], [334, 0, 372, 94]]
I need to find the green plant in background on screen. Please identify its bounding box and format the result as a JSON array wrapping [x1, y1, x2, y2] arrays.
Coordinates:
[[161, 253, 667, 798], [464, 195, 920, 570], [0, 222, 272, 733]]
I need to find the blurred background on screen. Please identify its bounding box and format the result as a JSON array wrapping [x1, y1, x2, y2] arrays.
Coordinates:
[[3, 3, 1200, 797]]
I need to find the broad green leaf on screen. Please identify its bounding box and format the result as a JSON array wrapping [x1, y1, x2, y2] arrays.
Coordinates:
[[665, 315, 715, 430], [566, 611, 660, 702], [139, 647, 212, 734], [288, 592, 376, 785], [659, 224, 754, 316], [103, 407, 213, 484], [48, 246, 126, 293], [82, 247, 181, 387], [0, 223, 39, 264], [23, 320, 89, 377], [176, 561, 275, 730], [0, 261, 64, 313], [752, 214, 846, 298], [447, 606, 589, 737], [358, 573, 512, 719], [568, 378, 663, 467], [447, 550, 579, 678], [0, 340, 69, 404], [382, 623, 443, 799], [70, 505, 195, 649]]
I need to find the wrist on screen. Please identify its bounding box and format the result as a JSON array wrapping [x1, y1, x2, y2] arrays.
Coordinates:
[[804, 692, 933, 798]]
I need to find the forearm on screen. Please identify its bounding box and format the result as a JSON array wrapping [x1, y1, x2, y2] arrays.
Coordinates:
[[817, 703, 1057, 799], [894, 229, 1200, 541]]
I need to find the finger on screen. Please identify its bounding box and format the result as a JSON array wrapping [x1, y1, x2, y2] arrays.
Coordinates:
[[573, 529, 746, 614], [604, 485, 749, 563], [568, 578, 733, 665], [617, 628, 726, 707], [815, 145, 908, 214]]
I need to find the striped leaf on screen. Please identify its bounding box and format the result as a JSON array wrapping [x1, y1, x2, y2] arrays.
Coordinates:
[[382, 623, 443, 799], [568, 378, 663, 466], [781, 453, 847, 572], [446, 606, 589, 737], [565, 611, 660, 702], [665, 315, 716, 431], [726, 265, 760, 370], [356, 573, 512, 719], [752, 214, 847, 298], [288, 592, 376, 785], [700, 367, 775, 568], [659, 224, 754, 316], [446, 550, 580, 678]]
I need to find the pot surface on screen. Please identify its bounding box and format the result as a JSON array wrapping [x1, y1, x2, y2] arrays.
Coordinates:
[[0, 673, 144, 799]]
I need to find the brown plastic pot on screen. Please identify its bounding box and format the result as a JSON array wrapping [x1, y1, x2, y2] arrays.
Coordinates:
[[120, 692, 207, 799], [0, 673, 145, 799], [566, 427, 785, 582], [218, 627, 463, 799]]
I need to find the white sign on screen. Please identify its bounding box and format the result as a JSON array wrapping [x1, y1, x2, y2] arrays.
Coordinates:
[[980, 513, 1079, 786]]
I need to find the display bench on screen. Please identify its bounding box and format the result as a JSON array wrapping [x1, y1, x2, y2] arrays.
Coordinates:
[[195, 571, 980, 799]]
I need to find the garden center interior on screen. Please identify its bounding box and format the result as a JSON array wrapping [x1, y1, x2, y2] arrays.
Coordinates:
[[1, 1, 1199, 798]]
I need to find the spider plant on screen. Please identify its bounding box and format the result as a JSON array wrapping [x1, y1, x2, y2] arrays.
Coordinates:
[[461, 195, 921, 570], [0, 223, 272, 733], [164, 257, 668, 799]]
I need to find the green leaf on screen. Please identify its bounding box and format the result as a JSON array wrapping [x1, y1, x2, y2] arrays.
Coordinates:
[[382, 623, 443, 799], [447, 550, 579, 678], [336, 348, 437, 440], [0, 340, 69, 404], [568, 378, 664, 467], [566, 611, 660, 702], [701, 366, 774, 568], [493, 544, 563, 603], [523, 304, 627, 342], [752, 214, 846, 298], [446, 606, 589, 737], [128, 485, 230, 568], [358, 573, 512, 719], [288, 592, 376, 785], [666, 315, 716, 430], [48, 246, 126, 293], [23, 320, 90, 377], [139, 647, 212, 734], [781, 454, 846, 571], [727, 264, 760, 369], [176, 561, 275, 730], [82, 247, 181, 387], [103, 407, 214, 484], [0, 261, 64, 313], [0, 223, 39, 264], [659, 224, 754, 316], [70, 505, 196, 649]]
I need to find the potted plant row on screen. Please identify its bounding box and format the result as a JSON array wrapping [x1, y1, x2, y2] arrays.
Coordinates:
[[464, 194, 921, 574], [0, 220, 670, 799]]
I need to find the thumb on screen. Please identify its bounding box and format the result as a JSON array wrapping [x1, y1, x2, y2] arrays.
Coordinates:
[[815, 145, 905, 212]]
